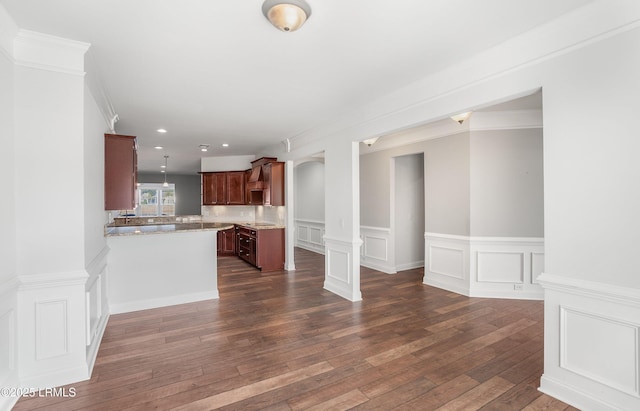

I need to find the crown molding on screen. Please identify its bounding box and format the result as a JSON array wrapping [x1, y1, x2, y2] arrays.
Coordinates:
[[470, 109, 542, 131], [359, 109, 542, 154], [0, 5, 18, 61], [14, 29, 89, 76]]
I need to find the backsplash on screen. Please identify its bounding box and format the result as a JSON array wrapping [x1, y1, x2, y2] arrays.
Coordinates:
[[201, 205, 285, 226]]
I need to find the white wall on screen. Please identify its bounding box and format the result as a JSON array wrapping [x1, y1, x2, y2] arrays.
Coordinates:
[[394, 154, 425, 270], [470, 128, 544, 237], [84, 86, 109, 266], [294, 160, 325, 221], [201, 154, 255, 172]]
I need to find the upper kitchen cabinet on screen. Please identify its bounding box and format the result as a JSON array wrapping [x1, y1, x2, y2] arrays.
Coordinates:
[[201, 171, 245, 205], [263, 161, 284, 206], [105, 133, 137, 210], [246, 157, 284, 206]]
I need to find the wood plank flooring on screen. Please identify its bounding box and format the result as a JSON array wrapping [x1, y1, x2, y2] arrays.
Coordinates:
[[14, 248, 577, 410]]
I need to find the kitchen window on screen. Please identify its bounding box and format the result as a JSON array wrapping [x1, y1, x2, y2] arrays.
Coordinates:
[[136, 183, 175, 216]]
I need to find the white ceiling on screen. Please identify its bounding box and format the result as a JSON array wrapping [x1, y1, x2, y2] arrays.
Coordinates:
[[1, 0, 591, 174]]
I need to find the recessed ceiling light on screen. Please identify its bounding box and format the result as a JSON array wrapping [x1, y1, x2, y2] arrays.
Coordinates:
[[161, 165, 166, 168], [157, 129, 167, 133], [199, 144, 209, 152], [161, 170, 165, 173], [222, 143, 229, 147], [154, 146, 163, 149]]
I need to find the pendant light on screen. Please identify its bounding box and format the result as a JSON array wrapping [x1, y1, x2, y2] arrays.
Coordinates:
[[262, 0, 312, 32], [163, 155, 169, 187]]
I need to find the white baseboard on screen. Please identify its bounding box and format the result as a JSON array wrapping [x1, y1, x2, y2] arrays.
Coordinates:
[[539, 374, 620, 411], [395, 261, 424, 272], [361, 260, 396, 274], [109, 290, 220, 314]]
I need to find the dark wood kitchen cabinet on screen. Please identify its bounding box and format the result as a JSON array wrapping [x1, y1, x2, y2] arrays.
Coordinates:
[[262, 161, 285, 206], [236, 226, 284, 272], [245, 157, 285, 206], [217, 228, 236, 256], [201, 171, 245, 205], [104, 133, 137, 210]]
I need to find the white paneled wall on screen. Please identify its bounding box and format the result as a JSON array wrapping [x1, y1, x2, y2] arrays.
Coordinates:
[[425, 233, 544, 299], [360, 226, 395, 274], [85, 247, 110, 372], [294, 219, 325, 254], [538, 274, 640, 410]]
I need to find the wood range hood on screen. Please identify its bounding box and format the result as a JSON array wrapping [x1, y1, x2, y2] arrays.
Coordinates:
[[246, 157, 277, 192]]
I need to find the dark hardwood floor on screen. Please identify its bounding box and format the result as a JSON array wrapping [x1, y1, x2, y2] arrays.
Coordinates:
[[15, 248, 576, 410]]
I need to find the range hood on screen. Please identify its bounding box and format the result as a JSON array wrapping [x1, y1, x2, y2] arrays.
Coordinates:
[[247, 157, 277, 191]]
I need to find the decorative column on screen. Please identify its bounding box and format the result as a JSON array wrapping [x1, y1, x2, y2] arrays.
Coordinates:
[[323, 140, 362, 301]]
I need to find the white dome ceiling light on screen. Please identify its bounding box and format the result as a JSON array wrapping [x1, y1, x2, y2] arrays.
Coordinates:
[[262, 0, 312, 32]]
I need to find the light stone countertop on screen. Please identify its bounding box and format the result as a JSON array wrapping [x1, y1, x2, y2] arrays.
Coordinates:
[[105, 222, 234, 237], [105, 221, 284, 237]]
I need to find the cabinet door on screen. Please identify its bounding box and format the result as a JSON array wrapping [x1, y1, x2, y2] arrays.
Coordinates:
[[263, 162, 285, 206], [202, 173, 216, 205], [226, 171, 246, 205], [105, 134, 137, 210], [222, 229, 236, 254], [202, 173, 226, 205]]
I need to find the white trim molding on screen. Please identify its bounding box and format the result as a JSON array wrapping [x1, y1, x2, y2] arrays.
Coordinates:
[[538, 273, 640, 411], [13, 29, 89, 76], [424, 233, 544, 299], [323, 235, 363, 302]]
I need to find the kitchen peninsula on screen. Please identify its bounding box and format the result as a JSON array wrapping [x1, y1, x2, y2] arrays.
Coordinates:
[[105, 220, 233, 314]]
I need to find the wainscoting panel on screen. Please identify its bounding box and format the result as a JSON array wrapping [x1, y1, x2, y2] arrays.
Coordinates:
[[561, 307, 639, 396], [18, 270, 90, 388], [85, 246, 110, 374], [539, 273, 640, 411], [35, 299, 68, 360], [477, 251, 524, 283], [424, 234, 469, 296], [531, 252, 545, 283], [425, 234, 544, 299], [324, 236, 362, 302], [294, 219, 325, 254], [469, 237, 544, 299], [360, 226, 395, 274], [429, 246, 465, 279]]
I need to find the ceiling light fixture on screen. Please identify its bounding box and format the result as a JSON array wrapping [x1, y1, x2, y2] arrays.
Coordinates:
[[163, 155, 169, 187], [451, 112, 472, 124], [157, 128, 167, 133], [154, 146, 163, 150], [362, 137, 379, 147], [199, 144, 209, 152], [222, 143, 229, 147], [262, 0, 311, 32]]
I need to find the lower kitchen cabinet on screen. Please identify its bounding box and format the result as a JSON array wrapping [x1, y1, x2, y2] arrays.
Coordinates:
[[217, 228, 236, 256], [236, 226, 284, 272]]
